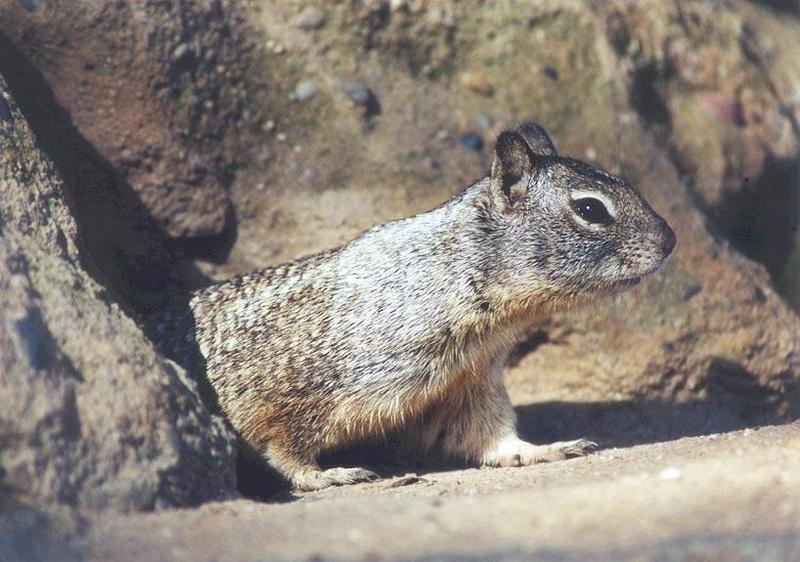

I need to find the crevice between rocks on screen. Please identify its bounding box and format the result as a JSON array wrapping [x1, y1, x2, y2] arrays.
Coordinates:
[[716, 157, 800, 306], [626, 58, 800, 311]]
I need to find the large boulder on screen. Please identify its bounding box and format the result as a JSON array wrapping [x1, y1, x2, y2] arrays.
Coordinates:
[[0, 0, 251, 239], [0, 72, 237, 512]]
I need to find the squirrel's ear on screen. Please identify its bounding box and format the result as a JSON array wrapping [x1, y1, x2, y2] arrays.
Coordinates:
[[518, 121, 557, 156], [491, 131, 537, 207]]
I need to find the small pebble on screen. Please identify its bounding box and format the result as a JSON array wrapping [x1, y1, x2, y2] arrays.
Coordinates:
[[290, 80, 318, 103], [683, 283, 702, 301], [19, 0, 43, 11], [543, 64, 559, 80], [430, 7, 455, 27], [659, 467, 682, 480], [335, 77, 372, 105], [334, 77, 379, 115], [262, 119, 276, 132], [458, 132, 484, 151], [387, 474, 426, 488], [476, 112, 493, 130], [276, 132, 287, 142], [171, 43, 191, 63], [460, 71, 494, 96], [294, 7, 325, 30]]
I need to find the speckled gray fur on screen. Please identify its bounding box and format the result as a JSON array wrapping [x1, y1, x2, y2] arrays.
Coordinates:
[[157, 123, 675, 491]]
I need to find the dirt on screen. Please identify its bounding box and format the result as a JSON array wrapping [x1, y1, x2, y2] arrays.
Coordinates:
[[75, 423, 800, 561]]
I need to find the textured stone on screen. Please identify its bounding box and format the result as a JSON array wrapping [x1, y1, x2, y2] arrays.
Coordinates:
[[0, 0, 247, 238], [0, 73, 237, 513]]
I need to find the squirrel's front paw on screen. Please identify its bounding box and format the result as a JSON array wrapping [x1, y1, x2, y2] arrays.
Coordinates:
[[482, 437, 597, 467]]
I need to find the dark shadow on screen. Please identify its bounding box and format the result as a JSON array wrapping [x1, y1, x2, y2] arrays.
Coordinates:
[[517, 357, 797, 448], [238, 437, 451, 502], [630, 62, 671, 134], [180, 204, 239, 264], [506, 329, 549, 368], [0, 32, 237, 318], [0, 500, 84, 562], [236, 444, 299, 503], [746, 0, 800, 16], [715, 156, 799, 307]]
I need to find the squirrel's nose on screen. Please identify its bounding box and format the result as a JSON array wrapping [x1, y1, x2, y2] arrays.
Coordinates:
[[661, 224, 676, 256]]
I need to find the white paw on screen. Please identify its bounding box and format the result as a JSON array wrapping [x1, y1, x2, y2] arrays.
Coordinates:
[[482, 436, 597, 467]]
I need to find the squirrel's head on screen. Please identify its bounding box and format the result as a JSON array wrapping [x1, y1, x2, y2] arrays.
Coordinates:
[[478, 122, 675, 305]]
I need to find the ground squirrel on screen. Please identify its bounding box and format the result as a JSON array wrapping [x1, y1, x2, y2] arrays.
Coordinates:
[[157, 123, 675, 491]]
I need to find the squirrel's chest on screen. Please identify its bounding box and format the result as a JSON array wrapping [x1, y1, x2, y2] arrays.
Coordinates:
[[327, 324, 519, 433]]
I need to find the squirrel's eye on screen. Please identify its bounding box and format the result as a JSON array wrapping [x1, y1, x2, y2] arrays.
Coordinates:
[[571, 197, 613, 225]]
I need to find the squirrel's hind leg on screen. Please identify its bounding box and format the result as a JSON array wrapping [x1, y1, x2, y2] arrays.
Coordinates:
[[260, 440, 380, 491], [291, 466, 381, 491]]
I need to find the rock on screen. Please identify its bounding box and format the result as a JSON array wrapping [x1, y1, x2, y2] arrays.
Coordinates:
[[605, 0, 800, 302], [0, 0, 247, 239], [459, 71, 494, 96], [0, 73, 237, 512], [476, 112, 493, 130], [458, 132, 484, 151], [289, 80, 318, 103], [170, 43, 192, 63], [542, 64, 559, 80], [334, 77, 372, 105], [294, 7, 326, 30], [683, 283, 703, 301], [334, 77, 380, 116]]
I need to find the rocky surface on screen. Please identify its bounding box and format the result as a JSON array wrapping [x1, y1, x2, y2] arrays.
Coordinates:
[[0, 0, 798, 560], [0, 0, 253, 239], [0, 72, 237, 513]]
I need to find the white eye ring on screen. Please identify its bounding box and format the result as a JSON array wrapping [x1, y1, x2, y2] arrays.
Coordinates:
[[569, 190, 618, 220]]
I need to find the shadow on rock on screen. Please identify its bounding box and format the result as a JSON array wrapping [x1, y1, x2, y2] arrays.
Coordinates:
[[0, 32, 236, 317]]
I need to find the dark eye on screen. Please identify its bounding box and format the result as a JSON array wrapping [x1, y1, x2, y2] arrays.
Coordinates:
[[571, 197, 613, 225]]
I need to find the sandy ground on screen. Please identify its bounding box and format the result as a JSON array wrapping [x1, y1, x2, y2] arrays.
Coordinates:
[[77, 423, 800, 562]]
